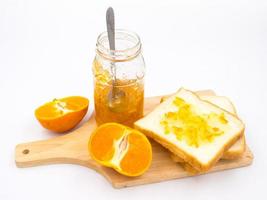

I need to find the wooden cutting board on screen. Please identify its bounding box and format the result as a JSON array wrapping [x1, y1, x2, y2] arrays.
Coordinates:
[[15, 90, 253, 188]]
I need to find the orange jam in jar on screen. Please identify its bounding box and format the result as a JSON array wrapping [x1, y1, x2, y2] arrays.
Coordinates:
[[93, 30, 145, 126]]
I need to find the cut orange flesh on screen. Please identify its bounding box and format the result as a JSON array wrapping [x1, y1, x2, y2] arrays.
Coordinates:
[[35, 96, 89, 133], [89, 123, 152, 177]]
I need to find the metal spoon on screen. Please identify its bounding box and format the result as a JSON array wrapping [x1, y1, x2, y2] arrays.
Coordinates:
[[106, 7, 126, 112]]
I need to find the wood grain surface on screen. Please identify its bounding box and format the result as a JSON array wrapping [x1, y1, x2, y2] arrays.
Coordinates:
[[15, 90, 253, 188]]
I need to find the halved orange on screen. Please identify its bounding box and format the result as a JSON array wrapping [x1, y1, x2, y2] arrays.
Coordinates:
[[35, 96, 89, 133], [89, 123, 152, 177]]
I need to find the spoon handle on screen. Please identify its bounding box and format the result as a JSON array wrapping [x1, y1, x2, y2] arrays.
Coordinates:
[[106, 7, 115, 51], [106, 7, 117, 88]]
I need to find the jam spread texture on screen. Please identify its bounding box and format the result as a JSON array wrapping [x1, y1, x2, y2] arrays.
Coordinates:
[[160, 97, 228, 147]]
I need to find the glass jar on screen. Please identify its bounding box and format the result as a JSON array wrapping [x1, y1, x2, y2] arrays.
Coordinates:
[[92, 29, 145, 126]]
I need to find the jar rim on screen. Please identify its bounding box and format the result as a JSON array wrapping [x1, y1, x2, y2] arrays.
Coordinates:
[[96, 29, 142, 62]]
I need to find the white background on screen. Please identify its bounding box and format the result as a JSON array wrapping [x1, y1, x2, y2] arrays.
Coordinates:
[[1, 0, 266, 199]]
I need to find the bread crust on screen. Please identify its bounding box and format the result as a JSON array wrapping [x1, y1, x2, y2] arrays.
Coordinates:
[[222, 135, 246, 159]]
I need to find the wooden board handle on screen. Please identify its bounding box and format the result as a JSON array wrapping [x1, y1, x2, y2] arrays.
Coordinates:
[[15, 129, 98, 169], [16, 139, 61, 167]]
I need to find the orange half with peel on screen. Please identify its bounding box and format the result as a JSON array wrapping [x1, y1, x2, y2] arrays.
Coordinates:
[[35, 96, 89, 133], [89, 123, 152, 177]]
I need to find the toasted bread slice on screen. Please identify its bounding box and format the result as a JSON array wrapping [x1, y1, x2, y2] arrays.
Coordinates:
[[168, 95, 246, 162], [134, 88, 245, 171]]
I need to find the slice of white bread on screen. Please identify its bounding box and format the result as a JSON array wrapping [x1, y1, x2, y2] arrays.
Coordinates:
[[134, 88, 245, 171], [169, 95, 246, 162]]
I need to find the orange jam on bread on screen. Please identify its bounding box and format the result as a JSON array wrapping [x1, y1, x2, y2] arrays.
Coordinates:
[[160, 97, 228, 147]]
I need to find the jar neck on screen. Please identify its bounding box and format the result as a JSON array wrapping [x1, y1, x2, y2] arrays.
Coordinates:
[[96, 29, 142, 62]]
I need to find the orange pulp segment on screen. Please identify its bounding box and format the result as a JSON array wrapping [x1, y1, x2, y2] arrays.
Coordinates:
[[89, 123, 152, 177], [35, 96, 89, 133]]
